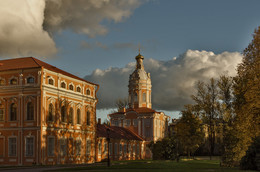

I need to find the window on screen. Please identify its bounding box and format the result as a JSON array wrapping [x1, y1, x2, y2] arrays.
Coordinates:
[[27, 77, 34, 84], [0, 138, 4, 157], [133, 144, 136, 155], [10, 78, 17, 85], [76, 139, 81, 155], [112, 120, 119, 126], [48, 78, 54, 85], [134, 92, 138, 102], [8, 137, 17, 156], [104, 143, 107, 154], [143, 93, 146, 102], [98, 141, 101, 155], [86, 111, 90, 125], [25, 137, 34, 157], [76, 87, 81, 93], [119, 144, 122, 155], [0, 79, 5, 86], [60, 138, 66, 157], [48, 137, 55, 156], [77, 109, 81, 124], [133, 119, 138, 127], [124, 144, 127, 155], [68, 138, 73, 156], [27, 102, 34, 120], [86, 89, 90, 95], [114, 143, 118, 155], [10, 103, 17, 121], [86, 140, 91, 155], [68, 107, 73, 124], [137, 144, 140, 156], [128, 144, 131, 155], [61, 105, 66, 123], [69, 84, 74, 91], [145, 118, 150, 127], [0, 104, 4, 121], [126, 119, 130, 126], [61, 82, 66, 88], [48, 103, 54, 122]]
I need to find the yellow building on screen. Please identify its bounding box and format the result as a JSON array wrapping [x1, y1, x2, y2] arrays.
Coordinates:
[[0, 57, 98, 165]]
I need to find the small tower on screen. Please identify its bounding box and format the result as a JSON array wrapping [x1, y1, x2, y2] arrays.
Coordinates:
[[128, 52, 152, 109]]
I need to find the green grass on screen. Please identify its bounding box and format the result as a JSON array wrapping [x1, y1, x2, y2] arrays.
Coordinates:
[[51, 158, 256, 172]]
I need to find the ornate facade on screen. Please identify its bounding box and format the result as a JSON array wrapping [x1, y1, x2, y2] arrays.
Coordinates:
[[109, 53, 170, 144], [0, 57, 98, 165]]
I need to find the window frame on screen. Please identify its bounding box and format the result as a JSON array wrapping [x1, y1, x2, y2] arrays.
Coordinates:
[[8, 137, 17, 157], [48, 103, 54, 122], [10, 103, 17, 121], [25, 136, 34, 157], [0, 104, 5, 121], [26, 76, 35, 84], [47, 136, 55, 157], [26, 102, 34, 121]]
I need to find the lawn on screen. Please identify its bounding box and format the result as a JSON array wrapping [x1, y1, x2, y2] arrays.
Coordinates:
[[52, 158, 256, 172]]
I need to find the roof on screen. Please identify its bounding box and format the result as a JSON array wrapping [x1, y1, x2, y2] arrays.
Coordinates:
[[97, 123, 144, 141], [109, 107, 159, 116], [0, 57, 97, 86]]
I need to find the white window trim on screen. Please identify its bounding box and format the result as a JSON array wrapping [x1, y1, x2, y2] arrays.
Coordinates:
[[60, 80, 67, 89], [76, 85, 82, 93], [68, 82, 75, 91], [86, 88, 91, 96], [47, 76, 55, 86]]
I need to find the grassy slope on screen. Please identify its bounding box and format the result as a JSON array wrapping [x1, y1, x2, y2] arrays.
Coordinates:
[[53, 159, 256, 172]]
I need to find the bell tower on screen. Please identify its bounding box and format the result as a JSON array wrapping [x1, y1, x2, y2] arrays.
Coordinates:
[[128, 52, 152, 109]]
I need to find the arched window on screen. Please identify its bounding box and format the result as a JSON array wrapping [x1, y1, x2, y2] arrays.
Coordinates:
[[48, 78, 54, 85], [10, 78, 17, 85], [27, 77, 34, 84], [48, 103, 54, 121], [86, 89, 90, 96], [68, 107, 73, 124], [61, 105, 66, 122], [86, 111, 90, 126], [69, 84, 74, 91], [76, 87, 81, 93], [0, 104, 4, 121], [10, 103, 17, 121], [142, 93, 146, 102], [134, 92, 138, 102], [0, 79, 5, 86], [61, 82, 66, 89], [27, 102, 34, 120], [77, 109, 81, 124]]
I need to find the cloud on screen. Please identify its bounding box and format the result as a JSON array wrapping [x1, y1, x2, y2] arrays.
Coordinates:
[[0, 0, 143, 57], [85, 50, 243, 111], [43, 0, 143, 37], [0, 0, 57, 57]]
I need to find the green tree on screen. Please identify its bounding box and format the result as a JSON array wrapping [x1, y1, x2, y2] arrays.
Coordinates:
[[176, 105, 205, 158]]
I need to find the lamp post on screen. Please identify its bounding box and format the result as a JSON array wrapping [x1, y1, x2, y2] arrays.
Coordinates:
[[106, 128, 110, 167]]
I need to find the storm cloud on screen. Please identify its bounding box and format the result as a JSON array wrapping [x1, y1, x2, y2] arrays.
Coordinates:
[[0, 0, 143, 57], [85, 50, 243, 111]]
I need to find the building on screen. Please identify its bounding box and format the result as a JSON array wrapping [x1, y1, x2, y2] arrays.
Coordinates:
[[0, 57, 98, 165], [108, 52, 170, 157], [95, 119, 146, 162]]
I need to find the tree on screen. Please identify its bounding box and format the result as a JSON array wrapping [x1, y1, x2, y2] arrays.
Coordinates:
[[115, 97, 128, 110], [176, 104, 205, 158], [192, 78, 220, 159], [232, 26, 260, 164]]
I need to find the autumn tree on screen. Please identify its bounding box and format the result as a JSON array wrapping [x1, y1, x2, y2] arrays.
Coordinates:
[[232, 26, 260, 164], [176, 104, 205, 158]]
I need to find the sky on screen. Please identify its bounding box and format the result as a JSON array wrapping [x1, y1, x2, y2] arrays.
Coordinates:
[[0, 0, 260, 121]]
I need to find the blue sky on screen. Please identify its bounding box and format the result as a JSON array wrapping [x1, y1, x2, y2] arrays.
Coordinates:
[[49, 0, 260, 77], [0, 0, 259, 121]]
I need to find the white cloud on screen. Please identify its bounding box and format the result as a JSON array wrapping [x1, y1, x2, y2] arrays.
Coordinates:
[[0, 0, 57, 57], [43, 0, 143, 37], [0, 0, 143, 57], [85, 50, 243, 111]]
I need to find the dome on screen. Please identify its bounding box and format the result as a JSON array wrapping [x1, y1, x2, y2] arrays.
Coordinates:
[[130, 69, 149, 81]]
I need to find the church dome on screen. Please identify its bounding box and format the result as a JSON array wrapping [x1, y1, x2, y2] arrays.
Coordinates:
[[130, 69, 149, 81]]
